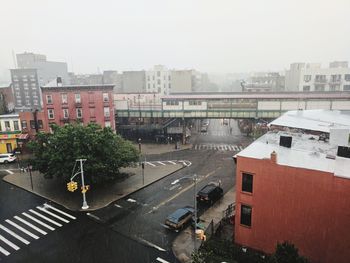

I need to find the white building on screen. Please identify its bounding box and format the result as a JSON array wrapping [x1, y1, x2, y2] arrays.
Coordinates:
[[145, 65, 171, 95], [285, 61, 350, 92]]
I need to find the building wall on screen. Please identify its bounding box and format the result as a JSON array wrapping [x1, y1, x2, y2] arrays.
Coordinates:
[[19, 111, 47, 138], [235, 156, 350, 263], [0, 85, 15, 112], [145, 65, 171, 95], [122, 71, 145, 93], [170, 70, 192, 93], [0, 114, 22, 153], [41, 86, 115, 131]]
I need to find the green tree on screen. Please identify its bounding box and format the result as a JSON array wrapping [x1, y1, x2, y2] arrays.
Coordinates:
[[272, 242, 309, 263], [28, 123, 139, 184]]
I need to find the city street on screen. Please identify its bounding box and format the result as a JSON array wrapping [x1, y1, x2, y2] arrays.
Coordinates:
[[0, 119, 250, 263]]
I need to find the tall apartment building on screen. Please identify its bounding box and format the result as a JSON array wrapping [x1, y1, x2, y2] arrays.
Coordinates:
[[145, 65, 171, 95], [235, 110, 350, 263], [285, 61, 350, 92], [11, 52, 69, 110], [41, 82, 115, 131]]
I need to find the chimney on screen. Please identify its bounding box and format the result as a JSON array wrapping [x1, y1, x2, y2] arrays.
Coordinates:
[[270, 151, 277, 164], [57, 77, 62, 87]]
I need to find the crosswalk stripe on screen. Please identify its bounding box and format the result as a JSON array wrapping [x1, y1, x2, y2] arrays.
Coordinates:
[[146, 162, 156, 167], [5, 220, 39, 240], [167, 161, 176, 165], [156, 257, 170, 263], [0, 234, 20, 250], [36, 207, 69, 223], [14, 216, 47, 235], [157, 161, 166, 166], [43, 204, 76, 220], [239, 146, 244, 151], [29, 209, 62, 227], [0, 224, 30, 245], [194, 144, 198, 150], [233, 145, 239, 151], [0, 246, 10, 256], [22, 213, 55, 231], [228, 145, 233, 151]]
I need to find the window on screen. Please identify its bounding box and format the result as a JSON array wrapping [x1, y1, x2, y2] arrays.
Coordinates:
[[21, 121, 27, 129], [303, 75, 311, 82], [168, 83, 171, 89], [189, 100, 202, 106], [13, 121, 19, 131], [158, 87, 161, 93], [25, 99, 30, 105], [24, 91, 29, 97], [315, 75, 326, 82], [103, 93, 109, 102], [315, 85, 325, 92], [148, 84, 150, 89], [330, 85, 340, 91], [30, 120, 36, 129], [76, 108, 83, 119], [303, 86, 310, 92], [331, 74, 341, 82], [152, 76, 155, 80], [157, 79, 161, 85], [105, 121, 111, 128], [344, 85, 350, 91], [147, 76, 150, 81], [157, 71, 160, 77], [17, 99, 22, 105], [242, 173, 253, 193], [240, 205, 252, 227], [63, 109, 69, 119], [345, 74, 350, 81], [46, 95, 53, 104], [168, 75, 171, 81], [16, 92, 20, 97], [165, 100, 179, 106], [37, 120, 43, 129], [33, 99, 38, 106], [61, 93, 68, 104], [104, 107, 110, 117], [48, 109, 55, 119], [75, 93, 81, 103], [5, 121, 10, 131]]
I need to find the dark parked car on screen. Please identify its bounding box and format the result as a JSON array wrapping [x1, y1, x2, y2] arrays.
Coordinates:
[[165, 206, 194, 230], [197, 183, 223, 205]]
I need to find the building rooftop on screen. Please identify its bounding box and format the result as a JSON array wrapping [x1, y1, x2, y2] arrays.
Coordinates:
[[237, 130, 350, 179], [269, 109, 350, 133], [41, 84, 114, 90]]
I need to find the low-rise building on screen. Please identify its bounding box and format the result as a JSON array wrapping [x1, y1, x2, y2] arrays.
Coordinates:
[[234, 110, 350, 263], [0, 114, 24, 153], [41, 82, 115, 131]]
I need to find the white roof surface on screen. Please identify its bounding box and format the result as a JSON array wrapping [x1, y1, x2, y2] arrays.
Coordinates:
[[269, 110, 350, 133], [237, 131, 350, 179]]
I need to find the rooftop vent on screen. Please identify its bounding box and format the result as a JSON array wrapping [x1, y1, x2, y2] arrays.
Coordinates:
[[337, 146, 350, 159], [279, 136, 292, 148]]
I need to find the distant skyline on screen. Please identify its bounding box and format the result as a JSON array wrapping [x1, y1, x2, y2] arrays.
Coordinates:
[[1, 0, 350, 82]]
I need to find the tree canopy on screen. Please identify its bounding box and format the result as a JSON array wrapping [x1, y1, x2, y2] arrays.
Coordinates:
[[28, 123, 139, 184]]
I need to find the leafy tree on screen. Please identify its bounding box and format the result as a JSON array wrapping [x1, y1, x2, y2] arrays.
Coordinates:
[[28, 123, 139, 184], [272, 242, 309, 263]]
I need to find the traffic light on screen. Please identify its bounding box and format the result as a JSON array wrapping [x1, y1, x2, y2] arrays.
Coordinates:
[[81, 185, 90, 193], [67, 181, 78, 192]]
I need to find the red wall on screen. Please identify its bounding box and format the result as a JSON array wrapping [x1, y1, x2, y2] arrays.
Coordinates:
[[42, 87, 115, 131], [235, 156, 350, 263]]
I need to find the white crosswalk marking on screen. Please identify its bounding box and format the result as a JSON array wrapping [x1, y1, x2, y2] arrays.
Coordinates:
[[0, 224, 30, 245], [29, 209, 62, 227], [0, 246, 10, 256], [194, 144, 198, 150], [36, 207, 69, 223], [0, 235, 20, 250], [44, 204, 76, 220], [22, 212, 55, 231], [157, 161, 166, 166], [233, 145, 239, 151], [167, 161, 176, 165], [228, 145, 233, 151], [146, 162, 156, 167], [14, 216, 47, 235], [156, 257, 170, 263], [239, 146, 244, 151], [193, 144, 242, 152], [5, 220, 39, 240]]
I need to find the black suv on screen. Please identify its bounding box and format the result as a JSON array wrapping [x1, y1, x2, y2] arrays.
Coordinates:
[[196, 183, 223, 205]]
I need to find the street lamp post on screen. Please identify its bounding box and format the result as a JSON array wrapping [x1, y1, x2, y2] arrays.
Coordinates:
[[28, 165, 33, 191], [193, 173, 198, 253]]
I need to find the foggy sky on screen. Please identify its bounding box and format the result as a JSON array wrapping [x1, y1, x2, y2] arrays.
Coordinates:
[[1, 0, 350, 80]]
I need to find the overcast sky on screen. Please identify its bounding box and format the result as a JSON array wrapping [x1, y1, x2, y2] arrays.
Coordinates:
[[1, 0, 350, 80]]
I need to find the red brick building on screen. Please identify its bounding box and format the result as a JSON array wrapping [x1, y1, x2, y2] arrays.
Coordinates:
[[235, 111, 350, 263], [41, 84, 115, 131], [19, 111, 47, 139]]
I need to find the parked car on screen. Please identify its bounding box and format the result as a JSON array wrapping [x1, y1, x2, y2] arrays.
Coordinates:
[[197, 183, 223, 205], [165, 206, 194, 230], [0, 153, 17, 164]]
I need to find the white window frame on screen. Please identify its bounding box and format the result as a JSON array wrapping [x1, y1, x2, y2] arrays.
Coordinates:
[[76, 108, 83, 119], [63, 109, 69, 119], [61, 93, 68, 104], [75, 93, 81, 103], [104, 107, 110, 117], [103, 93, 109, 102], [48, 109, 55, 119], [46, 95, 53, 104], [105, 121, 111, 128]]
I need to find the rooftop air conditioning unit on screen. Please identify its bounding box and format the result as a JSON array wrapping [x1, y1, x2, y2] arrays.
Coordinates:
[[337, 146, 350, 159], [279, 135, 292, 148]]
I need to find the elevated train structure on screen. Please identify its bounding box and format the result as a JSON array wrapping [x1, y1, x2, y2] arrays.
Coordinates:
[[115, 92, 350, 119]]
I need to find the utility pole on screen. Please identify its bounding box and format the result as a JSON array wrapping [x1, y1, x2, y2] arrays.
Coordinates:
[[28, 165, 33, 191], [193, 173, 197, 253]]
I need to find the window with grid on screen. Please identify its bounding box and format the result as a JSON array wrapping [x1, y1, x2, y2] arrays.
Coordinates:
[[48, 109, 55, 119], [76, 108, 83, 118], [46, 95, 53, 104]]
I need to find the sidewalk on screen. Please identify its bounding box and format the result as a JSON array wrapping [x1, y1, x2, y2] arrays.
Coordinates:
[[134, 143, 192, 155], [3, 163, 184, 211], [172, 188, 236, 263]]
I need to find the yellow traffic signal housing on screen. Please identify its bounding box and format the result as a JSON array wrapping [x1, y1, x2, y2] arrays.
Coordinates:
[[81, 185, 90, 193], [67, 181, 78, 192]]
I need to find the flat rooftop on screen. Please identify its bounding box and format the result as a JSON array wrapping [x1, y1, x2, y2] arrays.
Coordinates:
[[269, 110, 350, 133], [237, 131, 350, 179]]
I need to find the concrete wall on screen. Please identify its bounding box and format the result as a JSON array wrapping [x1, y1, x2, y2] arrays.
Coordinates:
[[235, 156, 350, 263], [122, 71, 145, 93], [170, 70, 192, 93]]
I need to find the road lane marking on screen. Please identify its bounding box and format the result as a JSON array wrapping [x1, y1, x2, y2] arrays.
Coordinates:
[[36, 207, 69, 223], [147, 167, 221, 213], [156, 257, 170, 263], [0, 235, 20, 250], [114, 204, 122, 208], [14, 216, 47, 235], [157, 161, 166, 166], [22, 212, 55, 231], [0, 224, 30, 245], [194, 145, 198, 150], [0, 246, 10, 256], [29, 209, 62, 227], [138, 237, 165, 252], [167, 161, 176, 165], [228, 145, 233, 151], [5, 220, 39, 239], [43, 204, 76, 220], [239, 146, 244, 151], [146, 162, 156, 167], [233, 145, 239, 151], [127, 198, 137, 203], [5, 170, 13, 174]]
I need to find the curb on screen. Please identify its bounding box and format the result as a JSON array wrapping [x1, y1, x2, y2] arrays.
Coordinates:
[[2, 164, 189, 213]]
